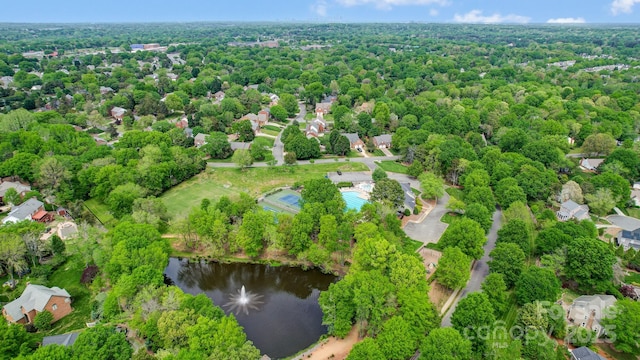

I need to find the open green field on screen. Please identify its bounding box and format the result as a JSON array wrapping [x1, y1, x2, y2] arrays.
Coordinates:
[[624, 272, 640, 285], [253, 136, 275, 147], [160, 162, 368, 218], [83, 199, 116, 228], [626, 207, 640, 219], [260, 129, 280, 137], [375, 160, 408, 174], [263, 125, 282, 132]]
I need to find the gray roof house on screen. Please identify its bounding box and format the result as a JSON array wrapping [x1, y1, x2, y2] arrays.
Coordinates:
[[567, 295, 617, 337], [571, 346, 606, 360], [557, 200, 590, 222], [42, 332, 80, 347], [0, 181, 31, 203], [2, 284, 72, 324], [2, 198, 44, 225], [580, 158, 605, 172], [372, 134, 392, 148], [342, 133, 364, 149], [194, 133, 208, 147], [617, 227, 640, 251], [230, 142, 252, 151], [401, 183, 416, 212]]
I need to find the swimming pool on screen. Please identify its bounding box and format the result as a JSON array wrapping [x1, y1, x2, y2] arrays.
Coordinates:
[[342, 191, 368, 211]]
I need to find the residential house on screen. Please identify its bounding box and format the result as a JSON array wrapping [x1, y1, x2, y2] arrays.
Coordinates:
[[0, 76, 13, 88], [110, 107, 126, 122], [305, 118, 327, 138], [315, 102, 332, 118], [372, 134, 392, 149], [230, 142, 252, 151], [2, 284, 72, 324], [571, 347, 605, 360], [2, 198, 45, 225], [567, 295, 617, 337], [268, 93, 280, 105], [0, 181, 31, 205], [342, 133, 364, 150], [213, 91, 225, 102], [257, 109, 270, 126], [617, 227, 640, 251], [579, 158, 605, 172], [194, 133, 208, 148], [240, 113, 262, 135], [400, 183, 417, 212], [42, 332, 80, 347], [176, 116, 189, 129], [556, 200, 590, 222]]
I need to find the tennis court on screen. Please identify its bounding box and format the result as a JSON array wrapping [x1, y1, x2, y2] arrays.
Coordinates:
[[259, 189, 302, 214]]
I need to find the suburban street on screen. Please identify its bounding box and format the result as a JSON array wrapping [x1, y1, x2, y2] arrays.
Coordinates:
[[272, 102, 306, 165], [440, 208, 503, 327]]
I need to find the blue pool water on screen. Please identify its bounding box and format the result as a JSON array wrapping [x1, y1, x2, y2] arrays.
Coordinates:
[[342, 191, 368, 211]]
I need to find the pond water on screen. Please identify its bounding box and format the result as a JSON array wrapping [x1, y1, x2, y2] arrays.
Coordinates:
[[164, 258, 337, 359]]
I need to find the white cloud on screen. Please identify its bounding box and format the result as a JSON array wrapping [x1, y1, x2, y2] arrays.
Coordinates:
[[453, 10, 531, 24], [546, 17, 586, 24], [611, 0, 640, 15], [312, 1, 328, 16], [336, 0, 449, 11], [429, 8, 439, 16]]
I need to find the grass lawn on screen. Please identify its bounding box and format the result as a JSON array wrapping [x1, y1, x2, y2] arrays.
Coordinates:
[[441, 212, 462, 224], [626, 207, 640, 219], [624, 272, 640, 285], [347, 150, 364, 158], [445, 187, 464, 201], [254, 136, 275, 147], [160, 162, 369, 218], [45, 255, 93, 335], [263, 125, 282, 132], [499, 291, 519, 329], [304, 112, 314, 120], [83, 199, 116, 228], [597, 343, 638, 360], [260, 129, 280, 137], [375, 160, 408, 174], [403, 238, 423, 254], [371, 149, 385, 156]]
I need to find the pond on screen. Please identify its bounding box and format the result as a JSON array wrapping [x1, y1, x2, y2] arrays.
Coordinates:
[[164, 258, 337, 359]]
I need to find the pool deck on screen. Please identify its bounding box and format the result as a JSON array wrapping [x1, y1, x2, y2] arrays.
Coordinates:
[[340, 187, 370, 200]]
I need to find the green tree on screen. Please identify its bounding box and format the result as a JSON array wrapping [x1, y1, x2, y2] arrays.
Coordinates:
[[419, 172, 444, 200], [464, 203, 492, 233], [333, 135, 351, 156], [584, 188, 617, 216], [232, 149, 254, 170], [2, 187, 20, 205], [0, 320, 33, 360], [0, 233, 28, 285], [318, 214, 339, 252], [515, 267, 561, 305], [582, 133, 616, 156], [284, 152, 297, 165], [482, 273, 508, 316], [201, 132, 232, 159], [521, 330, 556, 360], [535, 228, 572, 255], [319, 278, 355, 338], [238, 209, 272, 257], [419, 327, 472, 360], [602, 299, 640, 354], [376, 316, 416, 360], [451, 292, 496, 353], [497, 218, 532, 256], [465, 186, 495, 212], [488, 242, 526, 288], [269, 104, 288, 121], [591, 171, 630, 208], [346, 338, 385, 360], [517, 302, 548, 332], [495, 177, 527, 209], [370, 178, 405, 209], [50, 235, 66, 256], [436, 246, 471, 290], [164, 93, 184, 112], [279, 93, 299, 117], [37, 157, 71, 192], [372, 168, 388, 182], [106, 182, 148, 218], [567, 327, 597, 348], [439, 218, 486, 260], [27, 344, 72, 360], [565, 237, 615, 288], [232, 119, 255, 142], [71, 326, 132, 360], [33, 311, 54, 331]]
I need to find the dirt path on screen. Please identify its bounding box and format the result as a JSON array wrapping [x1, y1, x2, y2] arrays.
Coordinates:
[[294, 327, 360, 360]]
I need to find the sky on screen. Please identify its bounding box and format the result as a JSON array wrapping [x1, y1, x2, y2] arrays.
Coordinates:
[[1, 0, 639, 23]]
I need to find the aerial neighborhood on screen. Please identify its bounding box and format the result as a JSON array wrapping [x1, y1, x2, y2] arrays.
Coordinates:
[[0, 19, 639, 360]]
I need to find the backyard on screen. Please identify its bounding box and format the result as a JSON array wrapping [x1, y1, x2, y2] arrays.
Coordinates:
[[160, 162, 368, 218]]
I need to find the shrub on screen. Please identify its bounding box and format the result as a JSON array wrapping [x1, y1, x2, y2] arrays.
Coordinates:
[[81, 265, 99, 284], [33, 311, 53, 330], [404, 208, 411, 216], [413, 207, 420, 215], [336, 181, 353, 188]]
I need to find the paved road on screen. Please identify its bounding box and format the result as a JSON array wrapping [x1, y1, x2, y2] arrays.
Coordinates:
[[272, 102, 307, 165], [207, 155, 401, 168], [441, 208, 503, 327], [404, 192, 450, 244]]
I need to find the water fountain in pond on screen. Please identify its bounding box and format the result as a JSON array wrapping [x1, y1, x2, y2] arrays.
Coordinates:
[[224, 285, 263, 315]]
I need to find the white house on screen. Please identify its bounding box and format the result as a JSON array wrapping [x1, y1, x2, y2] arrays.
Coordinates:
[[556, 200, 590, 222], [567, 295, 617, 337], [579, 158, 605, 172]]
